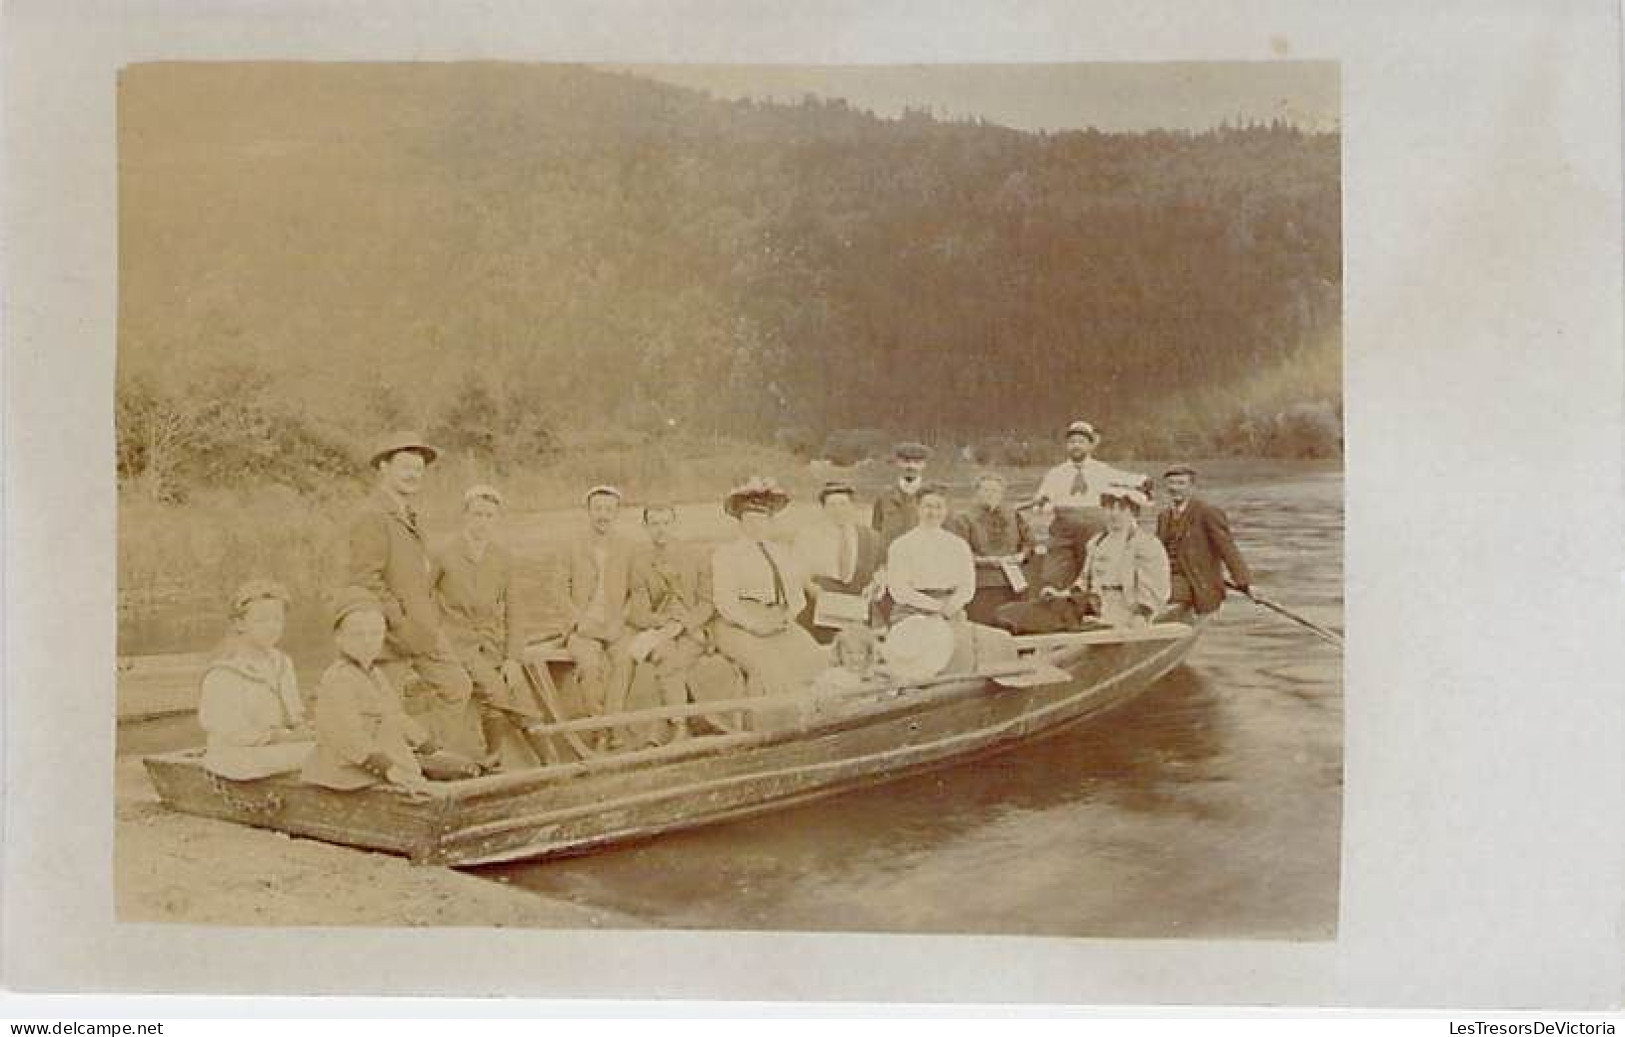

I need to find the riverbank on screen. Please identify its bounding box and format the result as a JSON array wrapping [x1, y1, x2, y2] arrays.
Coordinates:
[[114, 757, 641, 927]]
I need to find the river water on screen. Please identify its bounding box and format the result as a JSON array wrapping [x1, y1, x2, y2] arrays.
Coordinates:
[[119, 460, 1342, 939]]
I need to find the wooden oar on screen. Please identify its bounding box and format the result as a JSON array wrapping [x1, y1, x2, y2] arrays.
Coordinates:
[[1227, 581, 1344, 649]]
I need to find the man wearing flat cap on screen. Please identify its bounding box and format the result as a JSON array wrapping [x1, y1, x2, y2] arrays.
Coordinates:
[[793, 480, 885, 643], [346, 432, 479, 761], [872, 441, 933, 550], [1156, 465, 1253, 621], [1027, 420, 1149, 594]]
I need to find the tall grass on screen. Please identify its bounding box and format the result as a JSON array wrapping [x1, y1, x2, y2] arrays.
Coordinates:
[[1106, 338, 1343, 462]]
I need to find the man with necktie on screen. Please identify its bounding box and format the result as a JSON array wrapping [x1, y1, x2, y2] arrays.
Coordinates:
[[346, 431, 478, 761], [1026, 420, 1149, 595], [793, 480, 885, 643]]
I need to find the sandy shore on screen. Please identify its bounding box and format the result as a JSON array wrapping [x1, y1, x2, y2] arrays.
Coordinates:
[[114, 757, 643, 928]]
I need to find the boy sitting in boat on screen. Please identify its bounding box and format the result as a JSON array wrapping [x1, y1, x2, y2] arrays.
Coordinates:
[[303, 587, 482, 792]]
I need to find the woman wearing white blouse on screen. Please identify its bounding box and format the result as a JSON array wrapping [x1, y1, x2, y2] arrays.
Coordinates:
[[709, 478, 827, 701], [884, 485, 976, 623]]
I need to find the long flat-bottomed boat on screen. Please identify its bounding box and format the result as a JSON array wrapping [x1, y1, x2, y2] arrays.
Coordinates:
[[141, 621, 1197, 867]]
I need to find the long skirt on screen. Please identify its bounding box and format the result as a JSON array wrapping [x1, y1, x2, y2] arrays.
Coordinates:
[[711, 620, 828, 731], [711, 621, 827, 698]]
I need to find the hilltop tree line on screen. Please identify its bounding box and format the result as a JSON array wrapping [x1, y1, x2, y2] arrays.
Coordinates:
[[117, 63, 1340, 494]]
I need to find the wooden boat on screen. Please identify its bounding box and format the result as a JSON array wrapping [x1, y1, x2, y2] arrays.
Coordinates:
[[141, 622, 1198, 867]]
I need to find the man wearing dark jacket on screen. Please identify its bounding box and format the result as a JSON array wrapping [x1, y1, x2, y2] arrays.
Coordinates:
[[1156, 465, 1254, 619], [348, 432, 478, 758]]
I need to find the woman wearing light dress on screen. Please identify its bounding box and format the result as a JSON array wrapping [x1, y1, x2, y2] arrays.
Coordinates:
[[197, 579, 315, 780], [708, 477, 827, 702]]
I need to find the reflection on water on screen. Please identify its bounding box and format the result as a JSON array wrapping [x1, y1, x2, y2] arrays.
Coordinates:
[[483, 463, 1344, 939], [120, 460, 1342, 938]]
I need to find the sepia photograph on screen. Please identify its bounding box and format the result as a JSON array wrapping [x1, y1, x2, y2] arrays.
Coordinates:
[[111, 59, 1345, 938]]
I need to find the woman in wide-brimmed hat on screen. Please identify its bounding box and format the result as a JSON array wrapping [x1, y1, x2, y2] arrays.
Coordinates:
[[707, 477, 826, 709]]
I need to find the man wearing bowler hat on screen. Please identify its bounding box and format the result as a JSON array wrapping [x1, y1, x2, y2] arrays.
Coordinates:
[[1026, 420, 1149, 594], [346, 431, 479, 761]]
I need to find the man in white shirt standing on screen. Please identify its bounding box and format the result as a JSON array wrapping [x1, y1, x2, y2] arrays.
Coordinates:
[[1028, 420, 1149, 594]]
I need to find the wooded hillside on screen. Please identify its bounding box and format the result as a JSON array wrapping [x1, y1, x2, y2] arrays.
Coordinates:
[[118, 62, 1341, 475]]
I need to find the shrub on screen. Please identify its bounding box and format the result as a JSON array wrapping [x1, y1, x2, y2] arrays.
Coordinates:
[[822, 428, 890, 466], [773, 426, 821, 459]]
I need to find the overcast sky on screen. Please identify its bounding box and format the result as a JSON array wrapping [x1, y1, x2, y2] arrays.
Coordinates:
[[603, 62, 1339, 134]]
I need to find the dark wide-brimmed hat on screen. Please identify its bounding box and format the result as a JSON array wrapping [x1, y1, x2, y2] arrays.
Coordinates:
[[893, 441, 933, 462], [369, 431, 439, 469], [724, 476, 791, 518], [1064, 420, 1100, 442], [1163, 464, 1198, 480], [329, 586, 385, 629]]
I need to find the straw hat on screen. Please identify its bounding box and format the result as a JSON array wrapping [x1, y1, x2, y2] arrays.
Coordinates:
[[881, 615, 956, 682], [1064, 420, 1100, 442], [463, 483, 505, 508], [1100, 484, 1150, 510], [369, 431, 439, 468]]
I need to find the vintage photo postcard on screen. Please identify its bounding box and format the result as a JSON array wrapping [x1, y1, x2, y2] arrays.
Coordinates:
[[4, 0, 1623, 1009], [111, 58, 1343, 940]]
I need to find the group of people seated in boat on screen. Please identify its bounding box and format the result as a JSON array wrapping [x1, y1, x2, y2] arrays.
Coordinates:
[[195, 419, 1254, 792]]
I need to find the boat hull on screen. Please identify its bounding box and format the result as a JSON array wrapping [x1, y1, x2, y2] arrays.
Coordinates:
[[142, 625, 1197, 867]]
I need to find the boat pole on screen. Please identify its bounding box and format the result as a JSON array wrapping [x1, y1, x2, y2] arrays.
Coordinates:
[[1227, 581, 1344, 649]]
